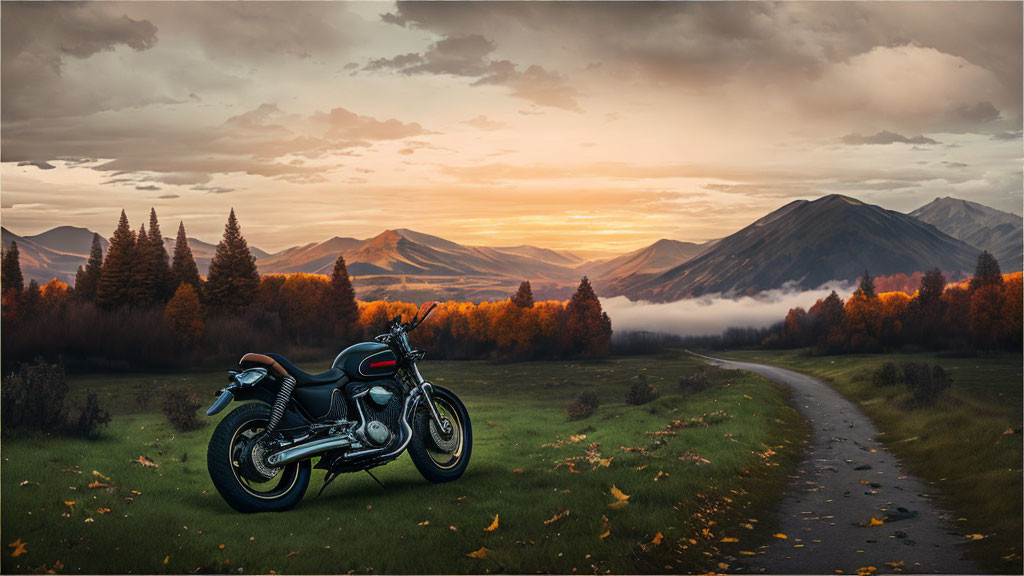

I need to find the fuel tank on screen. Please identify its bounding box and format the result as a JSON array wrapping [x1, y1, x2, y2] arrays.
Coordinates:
[[332, 342, 398, 380]]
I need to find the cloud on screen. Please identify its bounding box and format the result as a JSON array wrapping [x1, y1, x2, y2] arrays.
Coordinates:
[[191, 185, 235, 194], [601, 283, 855, 337], [841, 131, 939, 146], [135, 185, 161, 191], [462, 115, 506, 131], [157, 194, 179, 199], [17, 161, 55, 170], [992, 131, 1023, 141]]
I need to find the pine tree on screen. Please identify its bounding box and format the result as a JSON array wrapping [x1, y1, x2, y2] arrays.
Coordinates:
[[918, 268, 946, 304], [205, 209, 259, 312], [147, 208, 175, 300], [165, 283, 206, 348], [74, 233, 104, 301], [131, 223, 159, 305], [2, 241, 25, 294], [565, 276, 612, 357], [969, 251, 1003, 291], [511, 280, 534, 308], [855, 269, 876, 299], [22, 279, 41, 313], [324, 256, 363, 343], [97, 210, 137, 308], [171, 221, 202, 292]]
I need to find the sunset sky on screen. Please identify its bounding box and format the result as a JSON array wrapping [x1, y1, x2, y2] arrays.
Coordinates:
[[2, 2, 1021, 255]]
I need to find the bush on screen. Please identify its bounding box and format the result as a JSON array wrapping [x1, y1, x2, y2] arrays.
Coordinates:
[[566, 390, 600, 421], [162, 386, 203, 431], [625, 374, 660, 406], [0, 358, 110, 438], [872, 362, 902, 387], [679, 368, 711, 395], [901, 362, 952, 407], [1, 358, 70, 432], [66, 392, 111, 439]]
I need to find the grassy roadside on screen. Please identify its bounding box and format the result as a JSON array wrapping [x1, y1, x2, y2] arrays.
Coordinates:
[[2, 352, 807, 574], [716, 349, 1023, 574]]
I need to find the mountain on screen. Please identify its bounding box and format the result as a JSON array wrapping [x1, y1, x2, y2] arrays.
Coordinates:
[[909, 197, 1022, 271], [622, 195, 981, 301], [24, 226, 108, 256], [582, 239, 708, 283], [239, 236, 362, 275], [1, 227, 96, 285]]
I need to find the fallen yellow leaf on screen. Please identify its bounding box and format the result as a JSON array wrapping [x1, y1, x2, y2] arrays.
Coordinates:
[[650, 532, 664, 546], [773, 533, 788, 539], [96, 508, 111, 515], [87, 481, 108, 489], [484, 514, 499, 532], [610, 485, 630, 501], [965, 533, 986, 540], [544, 508, 570, 525], [8, 539, 27, 558], [607, 500, 629, 509], [417, 521, 430, 526], [137, 456, 159, 468], [867, 517, 884, 527], [218, 544, 226, 550], [466, 546, 490, 559], [63, 501, 75, 510], [739, 550, 756, 556], [720, 537, 739, 543], [92, 470, 111, 481], [163, 555, 169, 565], [599, 530, 610, 539]]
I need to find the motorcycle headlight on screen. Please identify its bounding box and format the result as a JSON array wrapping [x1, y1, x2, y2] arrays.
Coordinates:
[[234, 368, 267, 386]]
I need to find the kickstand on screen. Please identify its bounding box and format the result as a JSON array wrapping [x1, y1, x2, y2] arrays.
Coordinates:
[[365, 469, 386, 490], [317, 471, 339, 497]]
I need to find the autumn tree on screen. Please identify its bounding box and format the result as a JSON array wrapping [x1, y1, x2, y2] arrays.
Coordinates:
[[565, 277, 612, 357], [511, 280, 534, 308], [808, 290, 845, 353], [324, 256, 362, 344], [171, 221, 202, 293], [1000, 275, 1023, 349], [40, 279, 70, 310], [969, 251, 1003, 291], [74, 234, 104, 301], [205, 209, 259, 312], [908, 268, 946, 347], [97, 210, 137, 308], [783, 307, 810, 347], [164, 283, 205, 348], [844, 270, 882, 351], [2, 241, 24, 295], [147, 208, 175, 300]]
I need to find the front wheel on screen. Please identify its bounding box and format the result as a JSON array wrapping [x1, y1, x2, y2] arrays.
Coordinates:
[[408, 386, 472, 483], [207, 403, 311, 513]]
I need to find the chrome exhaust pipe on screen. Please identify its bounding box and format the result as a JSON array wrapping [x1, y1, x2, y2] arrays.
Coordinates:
[[267, 434, 353, 466]]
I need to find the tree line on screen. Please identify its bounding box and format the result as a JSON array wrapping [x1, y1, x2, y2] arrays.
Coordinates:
[[1, 209, 612, 371], [764, 252, 1022, 354]]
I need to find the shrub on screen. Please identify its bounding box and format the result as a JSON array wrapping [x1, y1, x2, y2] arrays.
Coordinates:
[[872, 362, 902, 387], [901, 362, 952, 407], [1, 358, 70, 432], [679, 368, 711, 395], [162, 386, 203, 431], [566, 390, 600, 421], [625, 373, 660, 406], [66, 392, 111, 439]]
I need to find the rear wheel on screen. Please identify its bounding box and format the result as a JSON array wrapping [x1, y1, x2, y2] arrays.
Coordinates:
[[207, 403, 310, 513], [408, 386, 472, 483]]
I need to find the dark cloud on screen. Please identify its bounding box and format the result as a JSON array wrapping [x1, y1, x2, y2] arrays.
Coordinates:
[[365, 31, 579, 111], [992, 131, 1023, 141], [841, 131, 939, 146], [157, 194, 179, 199], [17, 161, 55, 170], [947, 101, 1001, 126], [135, 185, 161, 191]]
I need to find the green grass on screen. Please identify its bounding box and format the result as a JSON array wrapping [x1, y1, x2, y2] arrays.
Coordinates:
[[717, 349, 1023, 574], [2, 352, 808, 574]]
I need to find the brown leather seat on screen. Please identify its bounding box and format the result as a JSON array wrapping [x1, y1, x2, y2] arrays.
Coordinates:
[[240, 353, 345, 387]]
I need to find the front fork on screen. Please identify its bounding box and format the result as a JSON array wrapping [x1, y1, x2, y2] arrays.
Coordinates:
[[409, 362, 453, 436]]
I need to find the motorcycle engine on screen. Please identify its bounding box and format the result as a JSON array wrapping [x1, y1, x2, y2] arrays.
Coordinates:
[[352, 379, 403, 447]]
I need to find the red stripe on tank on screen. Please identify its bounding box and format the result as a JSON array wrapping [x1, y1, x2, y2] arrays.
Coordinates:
[[369, 360, 396, 368]]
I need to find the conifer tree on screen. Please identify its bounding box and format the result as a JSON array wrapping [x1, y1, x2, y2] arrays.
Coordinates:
[[165, 282, 206, 348], [22, 279, 41, 313], [147, 208, 174, 300], [854, 269, 876, 299], [2, 241, 24, 294], [205, 209, 259, 312], [969, 251, 1003, 291], [324, 255, 362, 343], [565, 276, 612, 357], [97, 210, 137, 308], [171, 221, 202, 292], [131, 223, 160, 305], [511, 280, 534, 308], [74, 233, 104, 301]]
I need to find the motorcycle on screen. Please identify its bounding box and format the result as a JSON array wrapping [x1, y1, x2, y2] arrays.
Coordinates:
[[204, 301, 471, 513]]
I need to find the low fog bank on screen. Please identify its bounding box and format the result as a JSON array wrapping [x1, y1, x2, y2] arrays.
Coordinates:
[[602, 283, 856, 338]]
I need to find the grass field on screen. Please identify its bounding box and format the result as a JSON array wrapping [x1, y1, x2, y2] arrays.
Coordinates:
[[2, 352, 808, 574], [718, 349, 1023, 573]]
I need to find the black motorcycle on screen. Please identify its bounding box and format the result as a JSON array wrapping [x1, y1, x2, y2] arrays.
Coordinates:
[[205, 301, 471, 513]]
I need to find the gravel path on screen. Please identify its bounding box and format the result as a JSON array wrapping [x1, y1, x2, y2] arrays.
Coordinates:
[[706, 356, 978, 574]]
